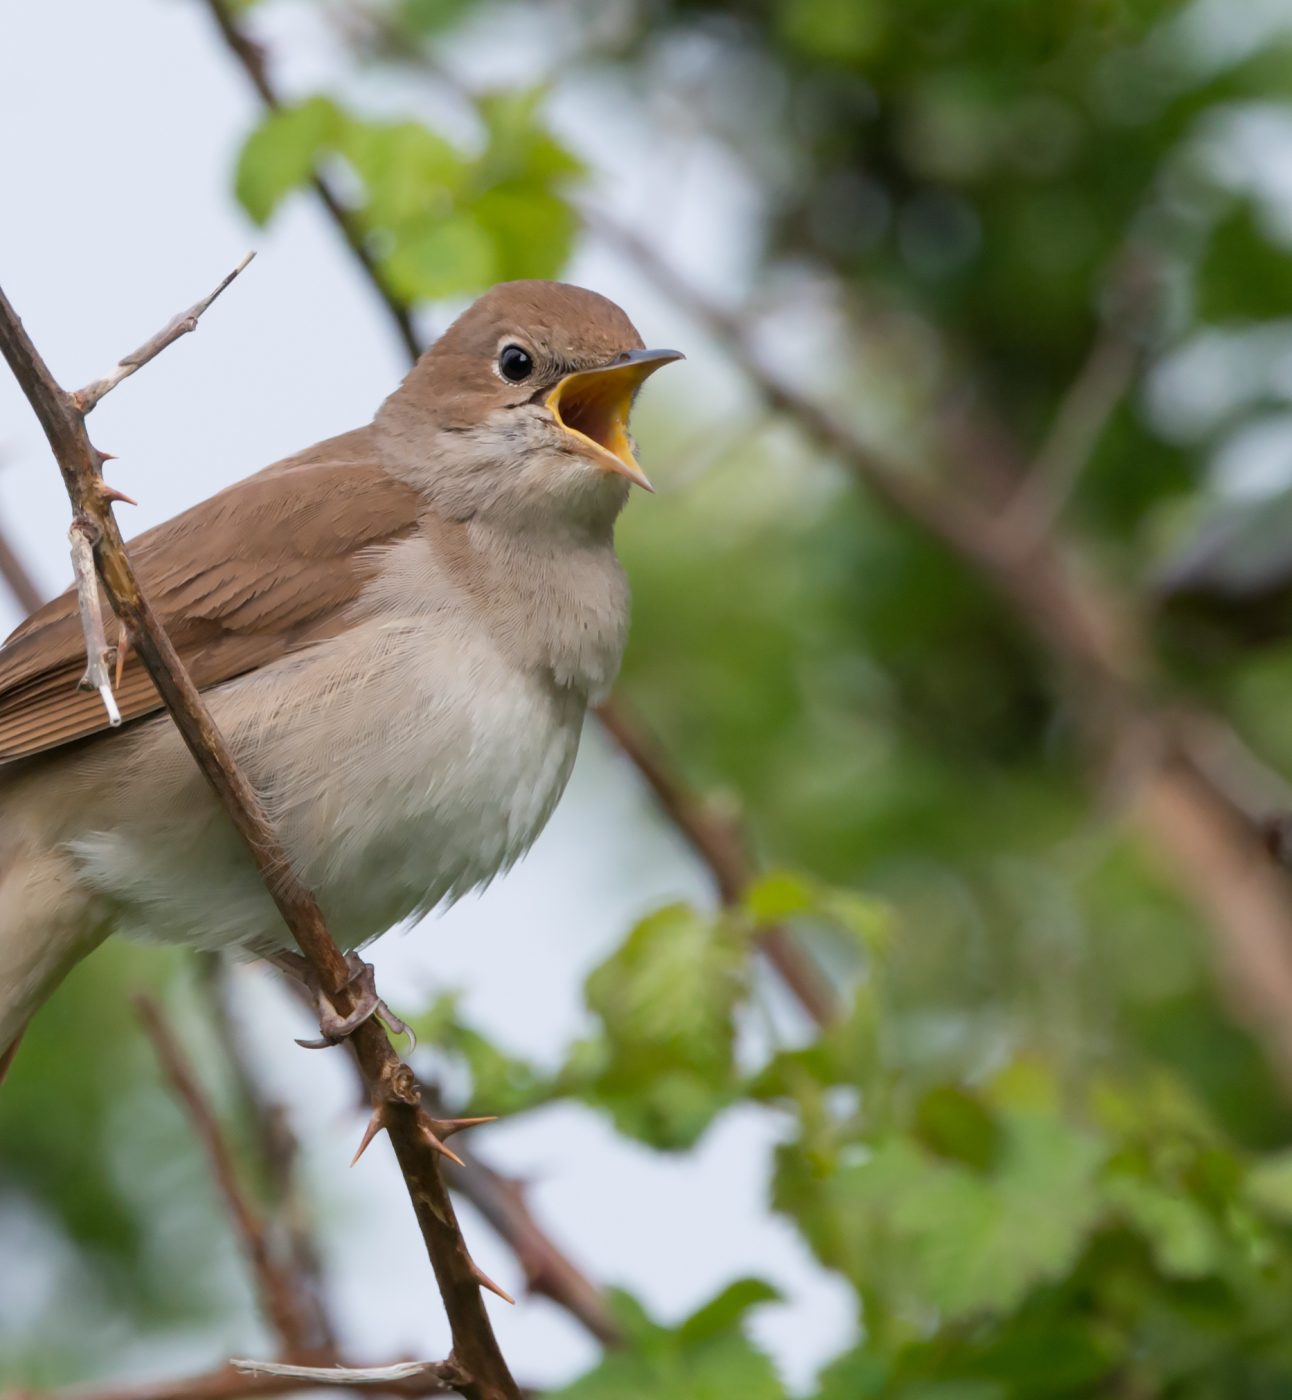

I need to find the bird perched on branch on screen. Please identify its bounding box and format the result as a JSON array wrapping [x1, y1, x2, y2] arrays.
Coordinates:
[[0, 280, 680, 1069]]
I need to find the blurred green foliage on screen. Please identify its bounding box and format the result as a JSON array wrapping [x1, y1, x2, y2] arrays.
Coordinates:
[[13, 0, 1292, 1396]]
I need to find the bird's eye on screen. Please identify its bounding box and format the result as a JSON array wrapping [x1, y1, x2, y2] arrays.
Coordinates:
[[498, 344, 534, 383]]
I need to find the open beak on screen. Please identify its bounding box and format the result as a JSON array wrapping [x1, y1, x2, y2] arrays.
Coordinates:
[[545, 348, 684, 492]]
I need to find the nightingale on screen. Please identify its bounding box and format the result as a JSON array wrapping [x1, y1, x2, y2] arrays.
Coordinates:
[[0, 279, 680, 1064]]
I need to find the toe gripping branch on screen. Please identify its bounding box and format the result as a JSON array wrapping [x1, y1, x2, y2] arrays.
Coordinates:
[[294, 952, 417, 1052]]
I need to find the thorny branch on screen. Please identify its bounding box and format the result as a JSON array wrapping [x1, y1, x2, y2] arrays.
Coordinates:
[[0, 269, 519, 1399], [198, 0, 839, 1029]]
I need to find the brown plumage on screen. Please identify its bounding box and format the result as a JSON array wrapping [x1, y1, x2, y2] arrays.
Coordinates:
[[0, 429, 419, 760]]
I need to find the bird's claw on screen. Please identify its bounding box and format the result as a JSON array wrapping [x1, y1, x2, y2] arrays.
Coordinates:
[[290, 953, 417, 1052]]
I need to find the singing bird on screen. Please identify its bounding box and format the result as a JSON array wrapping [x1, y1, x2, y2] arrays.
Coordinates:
[[0, 280, 680, 1065]]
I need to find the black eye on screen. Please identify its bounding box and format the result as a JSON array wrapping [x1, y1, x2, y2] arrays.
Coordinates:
[[498, 344, 534, 383]]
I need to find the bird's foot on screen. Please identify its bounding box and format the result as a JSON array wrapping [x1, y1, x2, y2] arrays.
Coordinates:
[[271, 951, 416, 1052]]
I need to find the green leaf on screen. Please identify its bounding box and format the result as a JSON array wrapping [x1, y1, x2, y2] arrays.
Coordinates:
[[743, 868, 890, 952], [382, 213, 497, 301], [677, 1277, 781, 1348], [776, 1103, 1105, 1320], [913, 1084, 1003, 1173], [398, 0, 478, 33], [550, 1283, 786, 1399], [812, 1346, 891, 1400], [575, 903, 750, 1148], [1102, 1172, 1220, 1278], [1196, 202, 1292, 323], [340, 119, 465, 227], [234, 97, 344, 225], [744, 869, 820, 922], [471, 185, 578, 282]]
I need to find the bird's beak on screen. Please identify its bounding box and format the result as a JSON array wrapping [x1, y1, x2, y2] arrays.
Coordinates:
[[545, 348, 684, 492]]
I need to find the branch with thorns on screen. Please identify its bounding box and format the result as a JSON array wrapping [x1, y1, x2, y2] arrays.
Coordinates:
[[0, 261, 519, 1399]]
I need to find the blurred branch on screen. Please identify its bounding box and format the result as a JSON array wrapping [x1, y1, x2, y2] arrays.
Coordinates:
[[8, 1361, 477, 1400], [0, 271, 517, 1397], [198, 957, 337, 1351], [200, 0, 419, 363], [196, 0, 839, 1030], [134, 994, 323, 1359], [1002, 329, 1139, 549], [0, 506, 44, 613]]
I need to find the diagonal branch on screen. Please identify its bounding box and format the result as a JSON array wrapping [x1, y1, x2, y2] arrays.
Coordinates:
[[73, 252, 255, 413], [0, 271, 518, 1399]]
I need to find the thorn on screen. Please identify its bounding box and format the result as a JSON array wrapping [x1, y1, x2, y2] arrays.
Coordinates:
[[100, 484, 138, 507], [421, 1122, 466, 1170], [429, 1115, 497, 1141], [350, 1109, 386, 1167], [97, 450, 118, 462], [469, 1258, 516, 1306]]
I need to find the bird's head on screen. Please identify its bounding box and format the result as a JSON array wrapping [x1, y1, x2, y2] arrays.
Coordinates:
[[377, 281, 682, 530]]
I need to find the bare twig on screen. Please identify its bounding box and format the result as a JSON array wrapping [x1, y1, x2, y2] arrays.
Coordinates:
[[0, 272, 518, 1398], [198, 957, 337, 1352], [134, 994, 322, 1359], [231, 1360, 454, 1387], [0, 513, 44, 613], [69, 516, 121, 726], [7, 1361, 469, 1400], [1002, 325, 1139, 548], [73, 252, 256, 413]]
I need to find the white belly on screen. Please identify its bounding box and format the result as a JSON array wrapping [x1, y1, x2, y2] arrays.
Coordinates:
[[61, 616, 586, 953]]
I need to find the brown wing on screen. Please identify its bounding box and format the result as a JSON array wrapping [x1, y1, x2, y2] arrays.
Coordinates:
[[0, 426, 420, 762]]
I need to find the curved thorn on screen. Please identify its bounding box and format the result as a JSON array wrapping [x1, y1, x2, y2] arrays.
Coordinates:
[[350, 1109, 386, 1167], [421, 1122, 466, 1170]]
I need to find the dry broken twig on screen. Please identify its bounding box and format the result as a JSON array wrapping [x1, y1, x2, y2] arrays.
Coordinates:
[[0, 265, 518, 1399], [69, 515, 121, 726], [73, 252, 256, 413]]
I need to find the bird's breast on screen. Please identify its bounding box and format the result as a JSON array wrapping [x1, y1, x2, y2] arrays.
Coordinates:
[[257, 614, 588, 944]]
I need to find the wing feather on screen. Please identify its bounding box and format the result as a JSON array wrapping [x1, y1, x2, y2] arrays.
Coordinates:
[[0, 427, 420, 762]]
